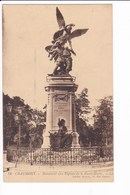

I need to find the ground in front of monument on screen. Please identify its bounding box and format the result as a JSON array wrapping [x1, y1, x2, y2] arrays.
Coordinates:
[[3, 161, 113, 182]]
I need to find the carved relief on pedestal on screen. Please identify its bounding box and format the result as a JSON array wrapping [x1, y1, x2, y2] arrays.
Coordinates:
[[53, 93, 69, 102]]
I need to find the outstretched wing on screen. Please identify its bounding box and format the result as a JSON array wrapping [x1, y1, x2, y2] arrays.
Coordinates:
[[45, 45, 53, 52], [70, 29, 88, 39], [56, 7, 66, 29]]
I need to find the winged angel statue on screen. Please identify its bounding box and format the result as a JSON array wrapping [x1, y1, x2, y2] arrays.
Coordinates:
[[45, 7, 88, 76]]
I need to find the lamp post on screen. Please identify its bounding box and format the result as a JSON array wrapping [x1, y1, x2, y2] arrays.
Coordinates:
[[14, 107, 23, 147], [6, 103, 13, 147], [4, 103, 13, 166], [14, 114, 21, 146], [14, 106, 23, 167]]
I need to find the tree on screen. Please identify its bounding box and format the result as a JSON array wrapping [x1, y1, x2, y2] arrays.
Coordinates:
[[75, 88, 91, 146], [93, 96, 113, 146], [75, 88, 91, 122], [3, 94, 46, 149]]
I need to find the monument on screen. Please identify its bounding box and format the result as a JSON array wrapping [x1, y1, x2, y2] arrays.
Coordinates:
[[42, 7, 88, 150]]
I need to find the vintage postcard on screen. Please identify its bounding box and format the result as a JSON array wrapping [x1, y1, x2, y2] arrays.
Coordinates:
[[3, 4, 113, 182]]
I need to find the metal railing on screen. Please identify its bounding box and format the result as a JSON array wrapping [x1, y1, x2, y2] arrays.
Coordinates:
[[7, 146, 113, 166]]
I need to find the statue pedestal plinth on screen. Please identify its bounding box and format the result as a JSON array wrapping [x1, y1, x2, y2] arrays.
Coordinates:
[[41, 131, 50, 148], [72, 131, 80, 148], [42, 75, 79, 148]]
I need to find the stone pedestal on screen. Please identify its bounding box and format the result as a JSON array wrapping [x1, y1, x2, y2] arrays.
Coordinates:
[[42, 75, 80, 148], [3, 150, 8, 162], [71, 132, 80, 148]]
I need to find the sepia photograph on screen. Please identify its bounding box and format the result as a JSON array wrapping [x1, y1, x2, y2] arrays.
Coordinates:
[[2, 4, 113, 182]]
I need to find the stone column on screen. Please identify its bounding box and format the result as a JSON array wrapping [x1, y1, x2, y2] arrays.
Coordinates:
[[71, 93, 80, 148], [69, 92, 73, 131], [42, 89, 52, 148], [3, 150, 8, 162]]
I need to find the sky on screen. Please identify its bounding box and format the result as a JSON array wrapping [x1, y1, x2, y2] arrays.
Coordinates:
[[3, 4, 112, 111]]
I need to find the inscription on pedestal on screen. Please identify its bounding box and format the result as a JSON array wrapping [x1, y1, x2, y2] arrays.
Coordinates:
[[53, 93, 71, 131]]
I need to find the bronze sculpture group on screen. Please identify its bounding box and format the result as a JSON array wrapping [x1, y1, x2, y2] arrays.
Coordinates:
[[45, 7, 88, 76], [49, 119, 72, 151]]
